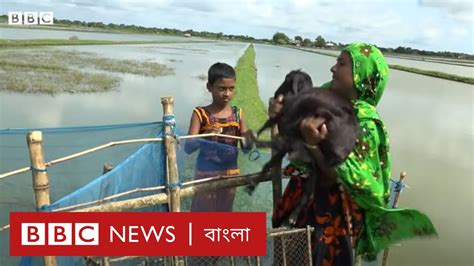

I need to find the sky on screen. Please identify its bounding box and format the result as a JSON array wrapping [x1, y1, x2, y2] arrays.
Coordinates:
[[1, 0, 473, 54]]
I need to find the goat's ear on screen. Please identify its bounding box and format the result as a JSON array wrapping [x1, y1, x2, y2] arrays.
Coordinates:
[[292, 76, 300, 94]]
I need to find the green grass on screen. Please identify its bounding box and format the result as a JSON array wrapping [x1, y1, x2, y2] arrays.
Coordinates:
[[390, 65, 474, 84], [230, 44, 274, 224], [0, 48, 174, 94], [0, 39, 200, 48], [294, 47, 474, 85], [0, 63, 119, 95], [232, 44, 268, 130]]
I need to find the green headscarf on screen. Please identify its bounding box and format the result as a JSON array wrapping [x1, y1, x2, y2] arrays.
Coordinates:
[[333, 43, 437, 260], [343, 42, 389, 106]]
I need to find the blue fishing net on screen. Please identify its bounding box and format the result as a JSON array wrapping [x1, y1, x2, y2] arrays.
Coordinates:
[[0, 121, 273, 266]]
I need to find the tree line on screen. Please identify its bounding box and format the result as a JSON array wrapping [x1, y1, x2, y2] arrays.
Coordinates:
[[1, 15, 472, 60], [271, 31, 474, 60]]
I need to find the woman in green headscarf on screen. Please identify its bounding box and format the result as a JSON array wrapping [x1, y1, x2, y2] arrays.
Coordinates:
[[272, 43, 437, 265]]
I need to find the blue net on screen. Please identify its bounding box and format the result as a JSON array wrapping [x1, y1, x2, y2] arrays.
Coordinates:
[[0, 121, 273, 266]]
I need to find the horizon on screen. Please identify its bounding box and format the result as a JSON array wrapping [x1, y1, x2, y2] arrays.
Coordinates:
[[1, 0, 473, 54]]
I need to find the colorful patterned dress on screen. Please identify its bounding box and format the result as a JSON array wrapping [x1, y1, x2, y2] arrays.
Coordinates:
[[191, 106, 242, 212]]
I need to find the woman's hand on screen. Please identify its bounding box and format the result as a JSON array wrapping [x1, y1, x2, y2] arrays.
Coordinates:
[[300, 116, 328, 146], [269, 95, 284, 119]]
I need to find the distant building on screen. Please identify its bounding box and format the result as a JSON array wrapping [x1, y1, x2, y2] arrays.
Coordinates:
[[184, 33, 191, 37], [289, 39, 302, 46], [325, 42, 336, 48]]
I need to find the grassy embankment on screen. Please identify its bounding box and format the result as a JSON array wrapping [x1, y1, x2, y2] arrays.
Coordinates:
[[232, 44, 268, 131], [0, 46, 175, 95], [296, 48, 474, 85], [231, 44, 273, 218]]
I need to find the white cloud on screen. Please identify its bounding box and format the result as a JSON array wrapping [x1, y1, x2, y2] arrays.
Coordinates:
[[1, 0, 472, 53], [419, 0, 474, 22]]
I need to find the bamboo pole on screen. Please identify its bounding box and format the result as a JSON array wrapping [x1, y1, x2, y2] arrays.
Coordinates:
[[161, 97, 180, 213], [269, 97, 283, 266], [381, 172, 407, 266], [161, 97, 181, 266], [0, 134, 241, 180], [1, 170, 286, 232], [281, 235, 288, 266], [306, 225, 313, 266], [73, 173, 265, 212], [103, 163, 113, 174], [101, 164, 112, 266], [269, 98, 282, 210], [26, 131, 56, 266]]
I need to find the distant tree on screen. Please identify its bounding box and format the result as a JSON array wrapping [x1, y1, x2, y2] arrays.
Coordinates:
[[272, 32, 290, 45], [303, 38, 313, 47], [28, 17, 472, 60], [315, 35, 326, 48]]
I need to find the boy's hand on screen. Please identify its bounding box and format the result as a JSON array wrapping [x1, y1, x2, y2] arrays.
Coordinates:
[[269, 95, 284, 119], [300, 116, 328, 146], [241, 130, 256, 151], [204, 125, 222, 134]]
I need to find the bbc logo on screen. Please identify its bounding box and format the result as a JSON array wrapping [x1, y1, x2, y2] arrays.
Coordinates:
[[21, 223, 99, 246], [8, 12, 54, 25]]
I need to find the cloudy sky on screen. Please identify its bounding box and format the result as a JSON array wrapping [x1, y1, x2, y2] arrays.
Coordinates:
[[2, 0, 473, 54]]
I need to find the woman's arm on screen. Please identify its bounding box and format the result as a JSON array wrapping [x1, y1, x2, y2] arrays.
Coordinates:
[[299, 116, 339, 186]]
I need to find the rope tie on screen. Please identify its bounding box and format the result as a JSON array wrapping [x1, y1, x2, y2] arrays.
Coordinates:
[[248, 149, 261, 161], [390, 178, 407, 193], [30, 166, 47, 173], [37, 204, 51, 212], [167, 181, 182, 189], [163, 114, 178, 140]]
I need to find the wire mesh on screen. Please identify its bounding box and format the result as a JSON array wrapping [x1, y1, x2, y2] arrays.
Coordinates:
[[83, 227, 313, 266]]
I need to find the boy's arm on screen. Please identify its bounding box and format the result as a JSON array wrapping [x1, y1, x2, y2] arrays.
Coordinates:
[[239, 109, 248, 135], [184, 111, 201, 154], [239, 110, 253, 153]]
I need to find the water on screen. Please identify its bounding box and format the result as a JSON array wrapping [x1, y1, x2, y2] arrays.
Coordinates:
[[0, 42, 248, 130], [1, 29, 473, 265], [0, 27, 203, 42]]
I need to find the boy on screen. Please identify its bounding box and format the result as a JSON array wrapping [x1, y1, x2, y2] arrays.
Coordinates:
[[185, 62, 249, 212]]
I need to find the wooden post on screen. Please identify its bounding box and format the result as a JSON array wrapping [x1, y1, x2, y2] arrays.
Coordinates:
[[306, 225, 313, 266], [161, 97, 180, 266], [381, 171, 407, 266], [269, 98, 282, 210], [26, 131, 57, 266], [103, 163, 113, 174], [101, 164, 112, 266], [161, 97, 180, 213]]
